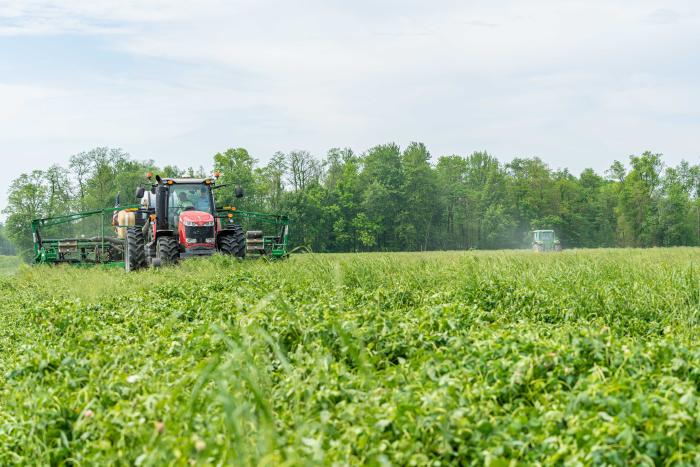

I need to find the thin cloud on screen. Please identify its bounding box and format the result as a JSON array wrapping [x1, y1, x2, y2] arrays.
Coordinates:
[[646, 8, 685, 25], [461, 20, 499, 28]]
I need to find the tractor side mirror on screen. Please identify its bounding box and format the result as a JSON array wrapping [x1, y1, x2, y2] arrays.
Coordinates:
[[235, 186, 244, 198], [135, 186, 145, 199]]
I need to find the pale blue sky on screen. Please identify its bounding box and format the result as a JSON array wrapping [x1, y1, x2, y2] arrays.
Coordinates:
[[1, 1, 699, 210]]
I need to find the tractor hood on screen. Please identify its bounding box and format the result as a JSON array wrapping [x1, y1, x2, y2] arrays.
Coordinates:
[[179, 210, 214, 225]]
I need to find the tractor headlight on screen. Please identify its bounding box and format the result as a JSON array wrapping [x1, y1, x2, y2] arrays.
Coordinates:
[[183, 220, 214, 227], [186, 238, 197, 243], [206, 238, 215, 243]]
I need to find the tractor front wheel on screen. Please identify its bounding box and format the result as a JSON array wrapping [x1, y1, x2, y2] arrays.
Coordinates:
[[157, 236, 180, 265], [125, 227, 147, 272], [219, 226, 246, 258]]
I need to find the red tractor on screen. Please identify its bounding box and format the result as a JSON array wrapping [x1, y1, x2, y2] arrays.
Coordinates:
[[123, 173, 246, 271]]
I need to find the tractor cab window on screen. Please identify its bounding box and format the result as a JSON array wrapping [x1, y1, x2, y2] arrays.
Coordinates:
[[169, 185, 212, 223], [539, 231, 553, 240]]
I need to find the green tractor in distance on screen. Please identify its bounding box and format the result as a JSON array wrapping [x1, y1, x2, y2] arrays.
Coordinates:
[[531, 229, 562, 252]]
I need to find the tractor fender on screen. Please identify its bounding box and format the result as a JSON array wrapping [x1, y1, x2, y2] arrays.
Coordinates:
[[153, 229, 175, 239], [217, 227, 241, 236]]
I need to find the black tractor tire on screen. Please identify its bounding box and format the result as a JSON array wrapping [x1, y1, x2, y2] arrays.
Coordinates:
[[125, 227, 147, 272], [219, 225, 246, 258], [157, 236, 180, 265]]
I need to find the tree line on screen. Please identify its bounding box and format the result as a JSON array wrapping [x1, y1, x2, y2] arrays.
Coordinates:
[[3, 144, 700, 258]]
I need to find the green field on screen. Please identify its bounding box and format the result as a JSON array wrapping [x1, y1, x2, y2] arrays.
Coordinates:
[[2, 250, 700, 465]]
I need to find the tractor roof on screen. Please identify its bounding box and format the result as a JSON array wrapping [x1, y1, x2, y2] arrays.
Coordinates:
[[163, 178, 213, 185], [532, 229, 554, 233]]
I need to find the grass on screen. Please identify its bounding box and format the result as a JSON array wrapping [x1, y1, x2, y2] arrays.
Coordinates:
[[2, 249, 700, 465]]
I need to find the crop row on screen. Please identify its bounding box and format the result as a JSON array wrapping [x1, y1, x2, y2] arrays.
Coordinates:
[[1, 250, 700, 464]]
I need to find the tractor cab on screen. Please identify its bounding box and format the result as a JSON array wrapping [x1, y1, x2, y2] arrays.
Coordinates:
[[531, 229, 562, 252], [166, 181, 215, 227], [164, 181, 217, 252]]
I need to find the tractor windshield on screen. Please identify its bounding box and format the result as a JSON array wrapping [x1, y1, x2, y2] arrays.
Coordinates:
[[169, 184, 213, 223], [538, 231, 554, 240]]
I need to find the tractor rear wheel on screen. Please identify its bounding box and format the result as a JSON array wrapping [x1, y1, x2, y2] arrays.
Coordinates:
[[219, 225, 246, 258], [125, 227, 147, 272], [157, 236, 180, 265]]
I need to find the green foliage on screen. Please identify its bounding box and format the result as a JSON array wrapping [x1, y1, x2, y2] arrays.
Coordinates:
[[3, 170, 51, 258], [69, 147, 154, 212], [400, 142, 438, 250], [214, 148, 258, 210], [4, 144, 700, 254], [3, 250, 700, 464]]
